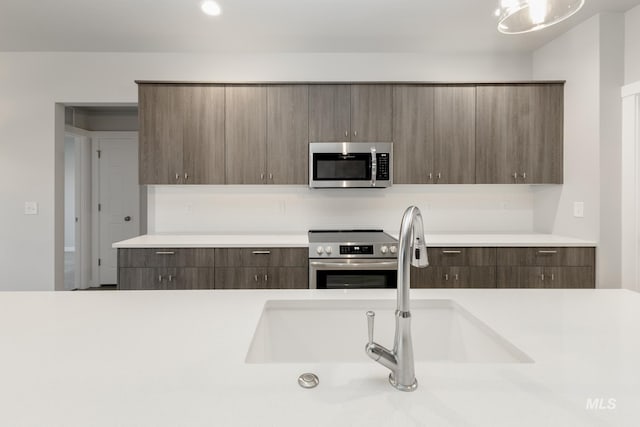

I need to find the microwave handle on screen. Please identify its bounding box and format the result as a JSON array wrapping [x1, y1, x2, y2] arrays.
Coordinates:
[[371, 147, 377, 187]]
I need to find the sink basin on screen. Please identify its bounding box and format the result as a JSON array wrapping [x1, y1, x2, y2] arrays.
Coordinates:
[[246, 299, 532, 363]]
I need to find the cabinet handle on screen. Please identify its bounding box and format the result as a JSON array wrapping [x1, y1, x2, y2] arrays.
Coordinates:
[[155, 251, 175, 255], [436, 172, 441, 182], [540, 273, 545, 281], [269, 173, 273, 180], [260, 173, 265, 181], [184, 172, 189, 181], [550, 273, 555, 281], [444, 273, 449, 281], [175, 173, 180, 182], [513, 172, 518, 182], [354, 131, 358, 137], [428, 172, 433, 181], [521, 172, 527, 181], [345, 130, 348, 137], [537, 250, 558, 255], [454, 274, 459, 281], [254, 275, 258, 282], [442, 250, 462, 255], [158, 275, 163, 283], [252, 250, 271, 255], [168, 274, 173, 282], [264, 274, 268, 282]]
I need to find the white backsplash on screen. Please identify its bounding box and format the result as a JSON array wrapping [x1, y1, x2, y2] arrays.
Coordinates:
[[148, 185, 535, 234]]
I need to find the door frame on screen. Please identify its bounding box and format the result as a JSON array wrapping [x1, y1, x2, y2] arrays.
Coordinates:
[[92, 131, 141, 285]]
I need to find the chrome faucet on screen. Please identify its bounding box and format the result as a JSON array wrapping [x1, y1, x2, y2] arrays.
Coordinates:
[[365, 206, 428, 391]]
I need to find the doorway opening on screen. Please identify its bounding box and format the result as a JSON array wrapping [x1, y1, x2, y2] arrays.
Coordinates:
[[62, 106, 144, 290]]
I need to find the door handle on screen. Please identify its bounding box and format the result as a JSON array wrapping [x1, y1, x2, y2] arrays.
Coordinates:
[[124, 216, 132, 222]]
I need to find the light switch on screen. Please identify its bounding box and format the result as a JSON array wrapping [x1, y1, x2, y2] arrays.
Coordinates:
[[573, 202, 584, 218], [24, 201, 38, 215]]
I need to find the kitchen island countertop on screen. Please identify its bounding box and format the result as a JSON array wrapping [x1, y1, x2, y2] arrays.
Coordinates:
[[0, 288, 637, 426]]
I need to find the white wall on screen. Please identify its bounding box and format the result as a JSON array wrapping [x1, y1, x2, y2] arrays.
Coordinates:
[[0, 52, 532, 291], [625, 4, 640, 84], [149, 185, 534, 234], [532, 14, 625, 288]]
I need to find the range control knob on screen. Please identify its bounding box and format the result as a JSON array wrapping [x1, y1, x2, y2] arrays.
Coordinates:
[[325, 246, 333, 254], [380, 245, 388, 254], [316, 246, 324, 255], [389, 246, 397, 254]]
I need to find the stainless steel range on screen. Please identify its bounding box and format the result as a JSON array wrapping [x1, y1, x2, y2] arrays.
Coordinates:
[[308, 230, 398, 289]]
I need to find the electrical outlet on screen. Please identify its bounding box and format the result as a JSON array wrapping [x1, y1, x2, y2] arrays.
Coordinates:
[[573, 202, 584, 218], [24, 201, 38, 215]]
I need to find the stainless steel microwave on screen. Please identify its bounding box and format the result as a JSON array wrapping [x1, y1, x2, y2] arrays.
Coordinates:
[[309, 142, 393, 188]]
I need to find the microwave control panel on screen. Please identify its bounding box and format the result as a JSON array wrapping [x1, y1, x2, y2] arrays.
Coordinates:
[[376, 153, 390, 180]]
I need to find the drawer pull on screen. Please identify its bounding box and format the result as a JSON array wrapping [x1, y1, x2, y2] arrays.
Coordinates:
[[442, 250, 462, 255], [252, 250, 271, 255], [537, 250, 558, 255], [155, 251, 176, 255]]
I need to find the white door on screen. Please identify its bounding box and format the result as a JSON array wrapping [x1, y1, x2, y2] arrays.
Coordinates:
[[96, 134, 139, 285]]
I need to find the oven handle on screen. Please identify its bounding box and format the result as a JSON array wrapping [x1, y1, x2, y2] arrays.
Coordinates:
[[310, 260, 397, 269]]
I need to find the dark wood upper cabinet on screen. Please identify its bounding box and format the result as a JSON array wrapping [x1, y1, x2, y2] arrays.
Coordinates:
[[267, 85, 309, 185], [139, 84, 224, 185], [392, 85, 434, 184], [434, 86, 476, 184], [225, 85, 268, 184], [309, 85, 351, 142], [476, 84, 563, 184], [309, 84, 392, 142], [350, 84, 393, 142]]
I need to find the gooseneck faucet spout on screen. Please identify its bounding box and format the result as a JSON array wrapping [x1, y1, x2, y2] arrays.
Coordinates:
[[365, 206, 428, 391]]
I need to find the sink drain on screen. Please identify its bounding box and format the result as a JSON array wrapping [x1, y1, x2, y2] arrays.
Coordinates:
[[298, 373, 319, 389]]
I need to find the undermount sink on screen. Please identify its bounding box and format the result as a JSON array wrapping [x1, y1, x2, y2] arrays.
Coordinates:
[[246, 299, 533, 364]]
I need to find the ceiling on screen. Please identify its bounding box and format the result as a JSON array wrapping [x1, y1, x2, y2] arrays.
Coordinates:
[[0, 0, 638, 54]]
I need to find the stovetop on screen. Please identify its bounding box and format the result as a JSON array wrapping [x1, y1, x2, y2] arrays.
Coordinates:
[[308, 229, 396, 244]]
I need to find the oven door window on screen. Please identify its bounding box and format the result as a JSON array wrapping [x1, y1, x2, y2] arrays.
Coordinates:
[[317, 270, 397, 289], [313, 153, 371, 181]]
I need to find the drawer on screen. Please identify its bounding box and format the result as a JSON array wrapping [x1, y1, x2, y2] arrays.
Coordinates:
[[118, 248, 215, 268], [426, 247, 496, 266], [496, 247, 595, 266], [214, 248, 307, 267]]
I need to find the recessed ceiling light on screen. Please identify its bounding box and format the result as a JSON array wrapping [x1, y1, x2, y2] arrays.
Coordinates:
[[201, 0, 222, 16]]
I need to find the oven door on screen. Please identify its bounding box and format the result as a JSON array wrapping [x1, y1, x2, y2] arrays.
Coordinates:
[[309, 259, 397, 289]]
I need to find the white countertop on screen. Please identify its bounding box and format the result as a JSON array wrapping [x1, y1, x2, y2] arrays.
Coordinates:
[[113, 233, 596, 248], [1, 288, 637, 426]]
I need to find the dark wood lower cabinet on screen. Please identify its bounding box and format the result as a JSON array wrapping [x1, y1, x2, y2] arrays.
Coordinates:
[[497, 266, 594, 289], [215, 267, 308, 289], [411, 266, 496, 289], [118, 268, 214, 290]]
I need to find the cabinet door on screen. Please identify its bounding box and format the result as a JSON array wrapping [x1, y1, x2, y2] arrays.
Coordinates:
[[309, 85, 351, 142], [350, 85, 393, 142], [172, 268, 214, 290], [542, 267, 594, 289], [118, 268, 158, 290], [215, 267, 267, 289], [138, 84, 184, 184], [266, 267, 308, 289], [225, 85, 267, 184], [183, 85, 225, 184], [434, 86, 476, 184], [497, 267, 545, 288], [476, 85, 529, 184], [527, 84, 563, 184], [410, 265, 437, 288], [392, 85, 434, 184], [267, 85, 309, 184]]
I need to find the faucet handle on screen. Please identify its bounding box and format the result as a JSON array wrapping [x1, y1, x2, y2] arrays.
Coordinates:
[[366, 311, 375, 346]]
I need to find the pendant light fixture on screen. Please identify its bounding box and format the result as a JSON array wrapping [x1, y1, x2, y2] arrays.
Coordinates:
[[496, 0, 585, 34]]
